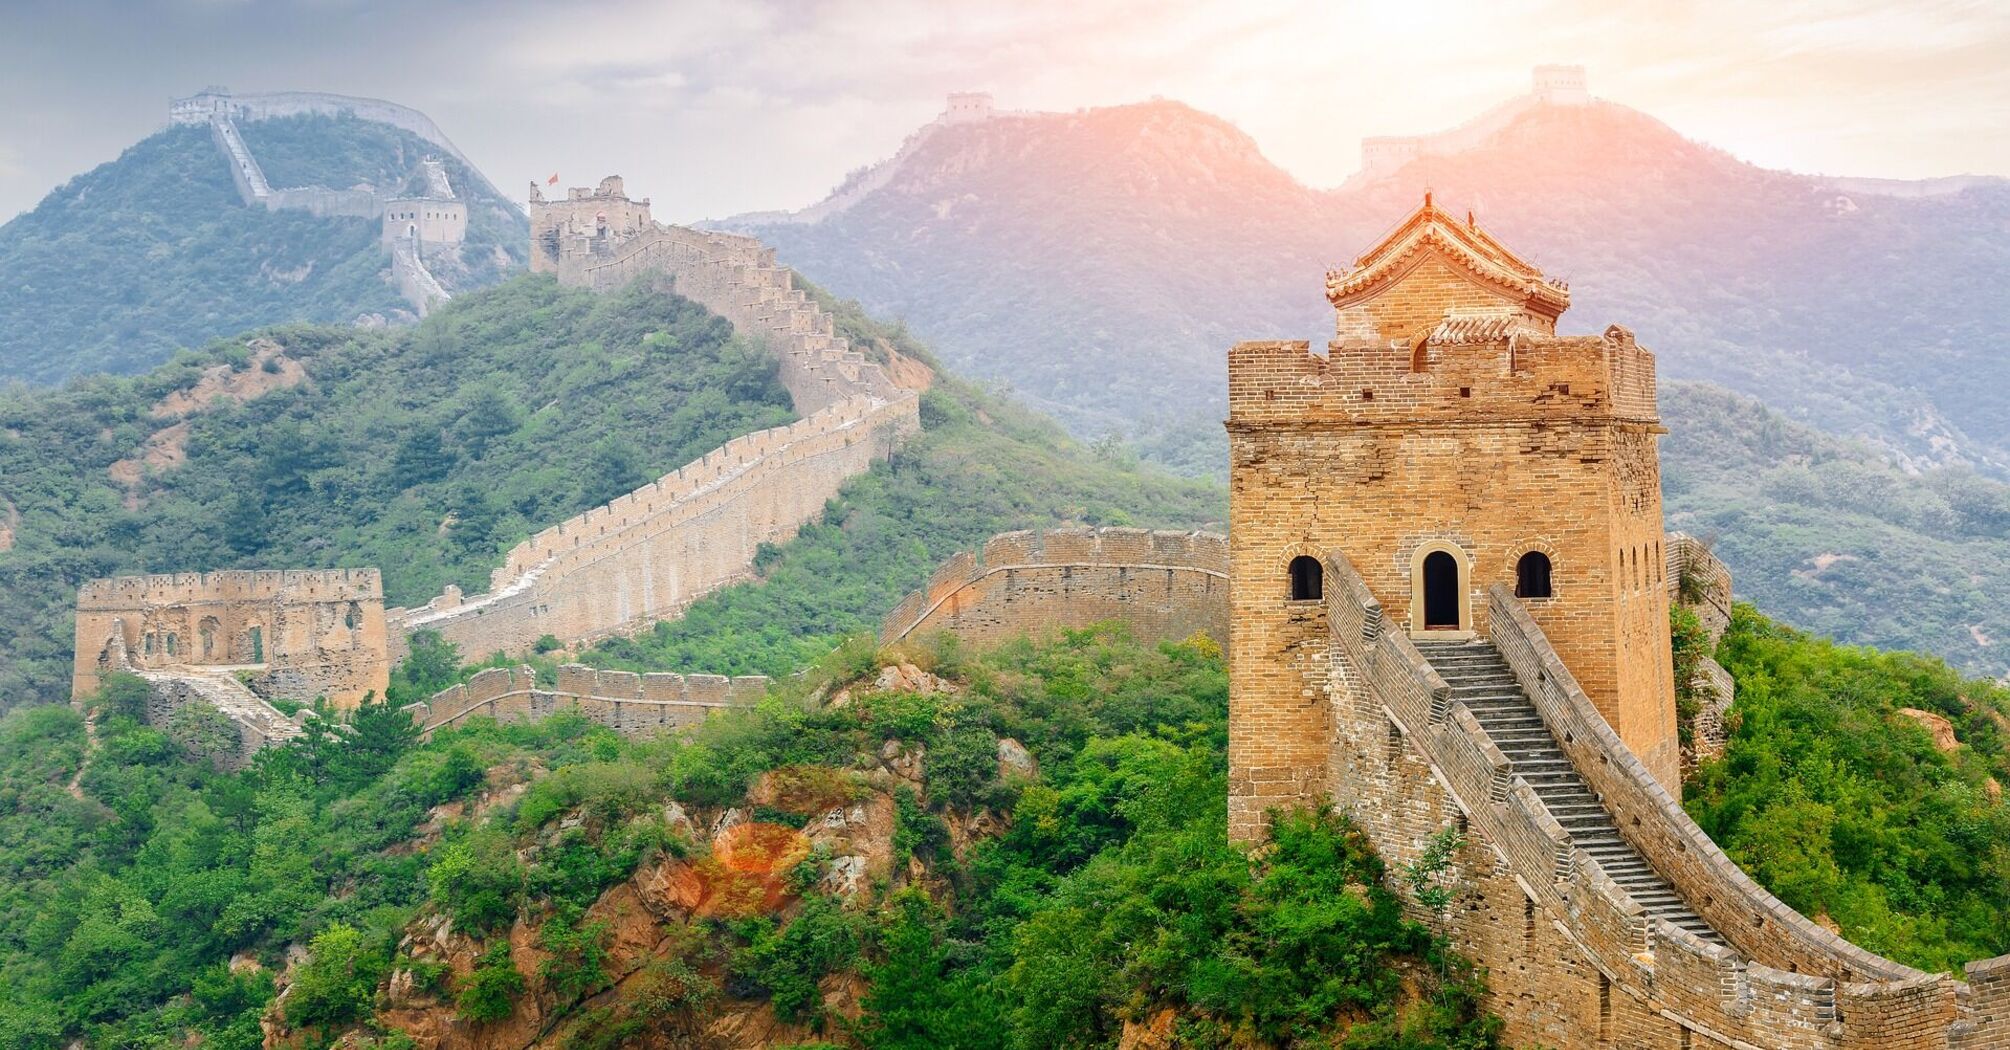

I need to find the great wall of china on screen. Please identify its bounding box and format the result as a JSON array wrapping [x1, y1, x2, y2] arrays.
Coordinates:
[[171, 88, 479, 316], [399, 664, 769, 740], [75, 175, 919, 754], [385, 176, 920, 664], [880, 527, 1229, 649]]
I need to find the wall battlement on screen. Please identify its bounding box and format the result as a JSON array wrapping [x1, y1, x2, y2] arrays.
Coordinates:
[[401, 664, 766, 739], [881, 528, 1229, 649], [387, 178, 921, 664], [1316, 549, 2009, 1047]]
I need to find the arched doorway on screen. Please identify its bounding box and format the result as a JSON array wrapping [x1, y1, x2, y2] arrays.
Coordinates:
[[1422, 551, 1460, 629], [1409, 542, 1470, 635]]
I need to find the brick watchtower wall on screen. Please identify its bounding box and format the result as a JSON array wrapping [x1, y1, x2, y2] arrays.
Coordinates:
[[73, 568, 390, 707], [1227, 197, 1679, 840], [1223, 198, 2010, 1047]]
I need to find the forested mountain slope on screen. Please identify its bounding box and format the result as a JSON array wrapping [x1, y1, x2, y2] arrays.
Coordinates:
[[1663, 381, 2010, 674], [0, 113, 525, 385], [0, 274, 1219, 709], [729, 97, 2010, 478]]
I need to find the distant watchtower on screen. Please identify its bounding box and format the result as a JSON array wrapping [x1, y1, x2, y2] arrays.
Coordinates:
[[527, 175, 656, 277], [1225, 195, 1678, 838]]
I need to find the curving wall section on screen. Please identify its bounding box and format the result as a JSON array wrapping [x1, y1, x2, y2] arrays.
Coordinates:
[[402, 663, 767, 739], [1317, 543, 2010, 1048], [880, 528, 1229, 649], [389, 203, 921, 663]]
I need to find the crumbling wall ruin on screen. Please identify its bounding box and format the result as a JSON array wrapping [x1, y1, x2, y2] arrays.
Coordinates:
[[74, 568, 390, 707]]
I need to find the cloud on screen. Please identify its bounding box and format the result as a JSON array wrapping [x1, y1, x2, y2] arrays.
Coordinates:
[[1, 0, 2007, 221]]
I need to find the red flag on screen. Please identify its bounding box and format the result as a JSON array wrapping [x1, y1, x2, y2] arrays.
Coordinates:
[[547, 172, 559, 186]]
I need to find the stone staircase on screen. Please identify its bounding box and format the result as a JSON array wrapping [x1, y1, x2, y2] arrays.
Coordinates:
[[1414, 638, 1723, 945]]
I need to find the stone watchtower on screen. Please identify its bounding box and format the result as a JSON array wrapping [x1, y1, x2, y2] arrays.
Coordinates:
[[528, 175, 656, 279], [1226, 195, 1678, 839]]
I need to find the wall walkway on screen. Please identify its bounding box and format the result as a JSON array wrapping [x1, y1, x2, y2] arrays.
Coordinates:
[[389, 215, 920, 663], [1314, 543, 2010, 1048]]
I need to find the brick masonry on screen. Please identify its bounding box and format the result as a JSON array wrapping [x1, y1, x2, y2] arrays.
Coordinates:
[[1223, 198, 2010, 1047], [880, 527, 1229, 649], [73, 568, 390, 707], [386, 176, 921, 663], [401, 663, 767, 740]]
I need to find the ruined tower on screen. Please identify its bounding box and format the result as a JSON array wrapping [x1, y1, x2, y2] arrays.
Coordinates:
[[1226, 194, 1678, 839]]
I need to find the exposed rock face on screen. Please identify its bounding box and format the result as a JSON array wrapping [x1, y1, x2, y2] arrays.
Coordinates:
[[997, 737, 1036, 781], [1897, 707, 1960, 752]]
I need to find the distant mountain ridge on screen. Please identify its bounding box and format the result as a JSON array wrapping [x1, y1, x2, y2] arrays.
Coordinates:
[[0, 92, 526, 386], [722, 78, 2010, 674], [722, 79, 2010, 478]]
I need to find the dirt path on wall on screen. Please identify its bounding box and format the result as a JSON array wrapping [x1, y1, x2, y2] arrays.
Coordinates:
[[65, 709, 98, 802]]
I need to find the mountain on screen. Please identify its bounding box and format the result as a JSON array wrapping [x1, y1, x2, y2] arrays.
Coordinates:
[[1662, 380, 2010, 679], [722, 86, 2010, 672], [0, 100, 526, 386], [0, 272, 1218, 709]]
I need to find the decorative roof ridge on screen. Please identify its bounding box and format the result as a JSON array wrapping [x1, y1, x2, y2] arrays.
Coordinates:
[[1326, 193, 1570, 315]]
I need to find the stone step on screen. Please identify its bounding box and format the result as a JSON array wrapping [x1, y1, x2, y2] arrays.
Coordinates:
[[1416, 637, 1726, 946]]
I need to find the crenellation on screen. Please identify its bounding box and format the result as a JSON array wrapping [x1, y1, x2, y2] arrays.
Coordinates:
[[883, 528, 1233, 649], [1214, 200, 2005, 1046]]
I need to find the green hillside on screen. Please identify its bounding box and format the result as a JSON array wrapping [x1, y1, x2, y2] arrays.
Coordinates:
[[1687, 605, 2010, 972], [1663, 381, 2010, 674], [0, 273, 1220, 711], [0, 276, 796, 707], [0, 630, 1497, 1049], [0, 115, 525, 386]]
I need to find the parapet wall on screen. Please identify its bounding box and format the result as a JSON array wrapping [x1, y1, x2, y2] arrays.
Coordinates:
[[388, 193, 921, 663], [401, 664, 766, 739], [1319, 545, 2010, 1047], [388, 394, 914, 663], [1226, 330, 1658, 426], [881, 528, 1229, 649]]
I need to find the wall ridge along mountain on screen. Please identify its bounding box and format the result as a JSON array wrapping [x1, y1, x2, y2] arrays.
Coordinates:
[[386, 176, 921, 663]]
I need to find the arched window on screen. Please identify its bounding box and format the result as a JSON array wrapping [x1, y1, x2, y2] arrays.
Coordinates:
[[1516, 551, 1553, 599], [1410, 339, 1430, 373], [1288, 555, 1323, 601]]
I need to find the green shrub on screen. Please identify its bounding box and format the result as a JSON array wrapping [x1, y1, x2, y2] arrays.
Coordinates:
[[456, 942, 524, 1024], [283, 923, 389, 1030], [426, 826, 525, 934]]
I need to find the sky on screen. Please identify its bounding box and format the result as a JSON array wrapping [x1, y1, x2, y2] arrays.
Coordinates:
[[2, 0, 2007, 223]]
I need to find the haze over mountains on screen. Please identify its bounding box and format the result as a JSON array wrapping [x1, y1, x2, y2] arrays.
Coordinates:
[[0, 96, 526, 386], [724, 78, 2010, 480], [713, 77, 2010, 676]]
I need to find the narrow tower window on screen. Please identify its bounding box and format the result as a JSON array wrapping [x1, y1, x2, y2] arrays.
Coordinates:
[[1288, 555, 1324, 601], [1515, 551, 1553, 599], [1410, 339, 1430, 373]]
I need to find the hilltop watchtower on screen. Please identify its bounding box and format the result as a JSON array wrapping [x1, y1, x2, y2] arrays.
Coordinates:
[[528, 175, 656, 277], [1226, 195, 1678, 838]]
